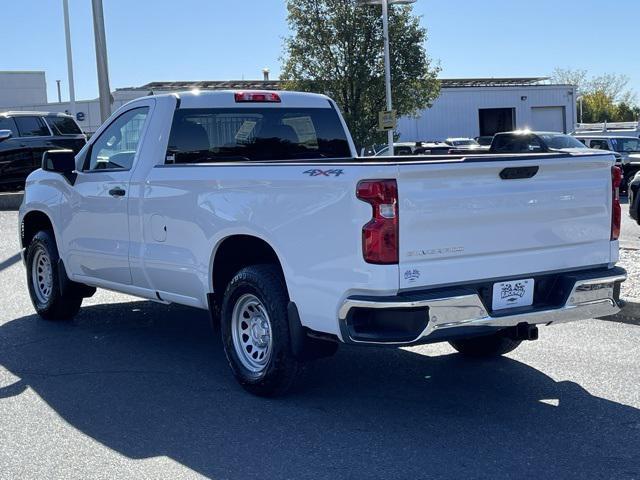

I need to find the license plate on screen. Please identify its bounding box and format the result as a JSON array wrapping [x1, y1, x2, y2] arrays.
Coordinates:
[[492, 279, 534, 310]]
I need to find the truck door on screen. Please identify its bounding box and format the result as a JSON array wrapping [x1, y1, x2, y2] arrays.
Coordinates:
[[61, 106, 151, 285]]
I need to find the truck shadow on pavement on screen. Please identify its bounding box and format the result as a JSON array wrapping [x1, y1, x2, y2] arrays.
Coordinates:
[[0, 300, 639, 480]]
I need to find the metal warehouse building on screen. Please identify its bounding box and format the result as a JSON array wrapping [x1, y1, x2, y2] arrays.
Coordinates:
[[397, 77, 577, 141], [1, 73, 576, 140]]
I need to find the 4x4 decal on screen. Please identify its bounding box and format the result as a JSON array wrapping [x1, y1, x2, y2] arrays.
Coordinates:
[[303, 169, 345, 177]]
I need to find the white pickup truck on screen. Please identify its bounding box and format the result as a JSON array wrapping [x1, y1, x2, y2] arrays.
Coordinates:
[[19, 90, 626, 396]]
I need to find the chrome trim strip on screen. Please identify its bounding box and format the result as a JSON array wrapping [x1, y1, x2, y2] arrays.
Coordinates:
[[339, 271, 626, 345]]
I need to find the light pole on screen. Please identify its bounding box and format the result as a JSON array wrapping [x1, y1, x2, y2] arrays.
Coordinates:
[[578, 96, 584, 124], [92, 0, 112, 122], [359, 0, 416, 156], [62, 0, 76, 116]]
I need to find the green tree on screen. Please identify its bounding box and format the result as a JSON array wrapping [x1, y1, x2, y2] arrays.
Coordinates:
[[281, 0, 440, 148], [583, 90, 617, 123], [615, 102, 639, 122]]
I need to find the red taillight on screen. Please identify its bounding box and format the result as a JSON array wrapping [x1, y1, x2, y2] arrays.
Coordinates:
[[611, 165, 622, 240], [234, 91, 281, 103], [356, 180, 398, 264]]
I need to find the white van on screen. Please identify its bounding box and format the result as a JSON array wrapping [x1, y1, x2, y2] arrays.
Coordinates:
[[573, 134, 640, 192], [574, 121, 640, 138]]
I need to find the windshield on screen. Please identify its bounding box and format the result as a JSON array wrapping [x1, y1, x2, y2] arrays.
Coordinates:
[[539, 134, 585, 150], [610, 138, 640, 153]]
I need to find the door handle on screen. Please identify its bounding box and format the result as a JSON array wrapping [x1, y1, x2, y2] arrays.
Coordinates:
[[108, 187, 126, 197]]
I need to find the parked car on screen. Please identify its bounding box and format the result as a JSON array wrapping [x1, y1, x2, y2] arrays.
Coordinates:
[[411, 142, 454, 155], [0, 111, 85, 190], [19, 90, 625, 396], [444, 137, 487, 150], [373, 142, 423, 156]]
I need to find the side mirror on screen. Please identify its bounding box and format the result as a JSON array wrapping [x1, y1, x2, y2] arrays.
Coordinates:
[[42, 149, 77, 184], [0, 129, 12, 142]]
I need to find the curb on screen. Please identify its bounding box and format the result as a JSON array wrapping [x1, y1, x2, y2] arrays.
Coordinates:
[[600, 298, 640, 326], [0, 192, 23, 211]]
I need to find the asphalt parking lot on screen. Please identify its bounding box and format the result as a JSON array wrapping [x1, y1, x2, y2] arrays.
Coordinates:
[[0, 210, 639, 480]]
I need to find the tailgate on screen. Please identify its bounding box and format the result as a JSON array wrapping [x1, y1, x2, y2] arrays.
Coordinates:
[[397, 154, 615, 290]]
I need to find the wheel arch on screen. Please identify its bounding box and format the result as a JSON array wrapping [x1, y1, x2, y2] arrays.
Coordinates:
[[210, 234, 288, 298], [21, 210, 56, 250]]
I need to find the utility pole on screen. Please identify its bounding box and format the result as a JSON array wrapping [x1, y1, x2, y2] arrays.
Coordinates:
[[91, 0, 112, 122], [56, 80, 62, 103], [359, 0, 415, 156], [381, 0, 393, 156], [62, 0, 76, 116], [579, 96, 584, 124]]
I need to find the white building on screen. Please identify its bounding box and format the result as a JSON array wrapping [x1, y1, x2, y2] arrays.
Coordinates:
[[398, 77, 577, 141], [0, 73, 576, 139], [0, 71, 47, 109]]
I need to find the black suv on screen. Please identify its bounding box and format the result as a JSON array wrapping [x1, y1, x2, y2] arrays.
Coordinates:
[[0, 112, 86, 190]]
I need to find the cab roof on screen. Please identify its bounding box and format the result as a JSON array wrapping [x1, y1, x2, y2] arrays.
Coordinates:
[[168, 90, 334, 109]]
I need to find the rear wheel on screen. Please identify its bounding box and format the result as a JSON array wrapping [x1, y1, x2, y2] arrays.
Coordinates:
[[26, 230, 83, 321], [220, 264, 302, 397], [449, 333, 521, 358]]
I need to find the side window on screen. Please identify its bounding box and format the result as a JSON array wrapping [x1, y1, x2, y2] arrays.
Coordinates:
[[493, 135, 542, 153], [590, 140, 609, 150], [0, 117, 18, 136], [85, 107, 149, 171], [14, 116, 50, 137], [45, 116, 82, 135], [528, 137, 543, 152]]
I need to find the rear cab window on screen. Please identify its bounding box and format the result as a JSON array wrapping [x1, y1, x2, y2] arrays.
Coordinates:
[[45, 116, 82, 135], [14, 116, 50, 137], [166, 107, 351, 163]]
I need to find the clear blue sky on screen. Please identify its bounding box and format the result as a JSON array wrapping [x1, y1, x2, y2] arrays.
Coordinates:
[[1, 0, 638, 103]]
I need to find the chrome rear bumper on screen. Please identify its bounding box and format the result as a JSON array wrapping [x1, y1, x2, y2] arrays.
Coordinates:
[[338, 267, 626, 345]]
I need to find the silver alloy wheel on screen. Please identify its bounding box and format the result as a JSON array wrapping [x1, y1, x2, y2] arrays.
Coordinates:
[[231, 293, 273, 373], [32, 247, 53, 304]]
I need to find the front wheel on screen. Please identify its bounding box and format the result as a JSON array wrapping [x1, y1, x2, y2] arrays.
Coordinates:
[[26, 230, 83, 321], [449, 333, 521, 357], [220, 265, 302, 397]]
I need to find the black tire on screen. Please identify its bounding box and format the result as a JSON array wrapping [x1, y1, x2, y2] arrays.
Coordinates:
[[26, 230, 83, 321], [449, 333, 521, 358], [220, 264, 302, 397]]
